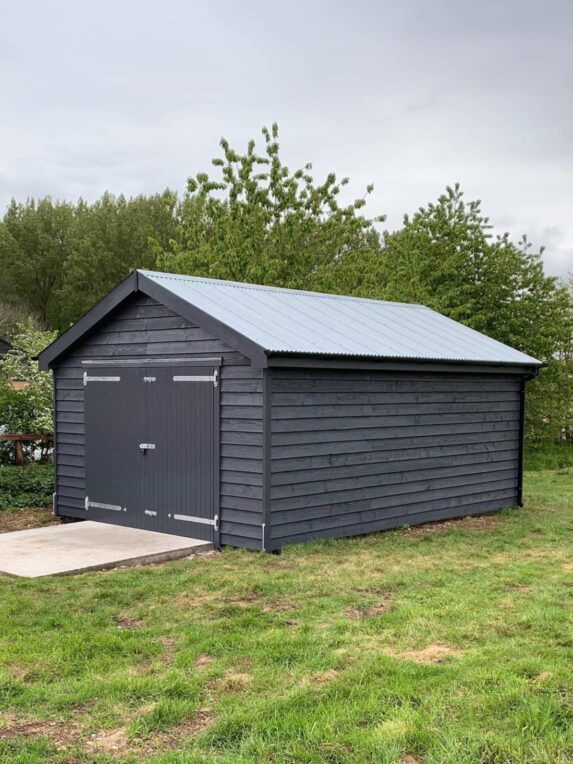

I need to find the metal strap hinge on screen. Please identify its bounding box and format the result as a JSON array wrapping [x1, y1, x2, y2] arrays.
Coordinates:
[[173, 370, 218, 387], [83, 372, 120, 386], [169, 513, 219, 531], [85, 496, 126, 512]]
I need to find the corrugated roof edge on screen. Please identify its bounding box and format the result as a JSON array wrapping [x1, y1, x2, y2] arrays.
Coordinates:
[[137, 270, 426, 309], [265, 350, 543, 367]]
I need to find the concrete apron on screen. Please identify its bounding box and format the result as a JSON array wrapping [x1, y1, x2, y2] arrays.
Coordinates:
[[0, 521, 212, 578]]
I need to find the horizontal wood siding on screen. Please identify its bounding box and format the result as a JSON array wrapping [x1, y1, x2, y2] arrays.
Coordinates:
[[269, 369, 521, 546], [53, 294, 263, 546]]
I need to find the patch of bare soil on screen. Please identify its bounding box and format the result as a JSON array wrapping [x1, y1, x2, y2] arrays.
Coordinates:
[[391, 644, 460, 664], [347, 590, 392, 619], [216, 671, 252, 693], [194, 654, 213, 668], [300, 669, 339, 687], [158, 707, 213, 747], [0, 508, 59, 533], [0, 715, 84, 749], [85, 726, 127, 754], [114, 616, 144, 630], [562, 563, 573, 571], [401, 755, 423, 764], [158, 636, 176, 649], [405, 513, 502, 537], [347, 602, 389, 619], [1, 703, 213, 757]]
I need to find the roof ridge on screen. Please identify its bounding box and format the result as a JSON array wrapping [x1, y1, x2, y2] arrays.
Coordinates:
[[137, 270, 426, 310]]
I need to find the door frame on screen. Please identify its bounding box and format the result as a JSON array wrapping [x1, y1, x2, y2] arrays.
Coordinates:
[[82, 356, 222, 547]]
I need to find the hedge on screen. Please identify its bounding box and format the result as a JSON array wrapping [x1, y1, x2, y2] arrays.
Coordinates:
[[0, 464, 54, 509]]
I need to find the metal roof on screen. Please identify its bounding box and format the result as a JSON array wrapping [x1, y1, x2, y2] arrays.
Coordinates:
[[140, 270, 541, 367]]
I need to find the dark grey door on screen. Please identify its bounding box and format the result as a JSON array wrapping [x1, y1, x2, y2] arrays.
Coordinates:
[[84, 367, 145, 527], [84, 363, 219, 544], [143, 365, 218, 543]]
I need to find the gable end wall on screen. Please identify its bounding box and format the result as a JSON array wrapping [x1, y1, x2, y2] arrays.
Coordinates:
[[53, 293, 263, 548]]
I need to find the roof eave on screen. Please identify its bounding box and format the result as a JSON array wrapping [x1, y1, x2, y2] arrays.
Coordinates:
[[265, 352, 541, 376]]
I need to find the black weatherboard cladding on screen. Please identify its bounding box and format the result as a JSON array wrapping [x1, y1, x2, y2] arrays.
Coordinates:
[[268, 368, 521, 546], [53, 293, 264, 548]]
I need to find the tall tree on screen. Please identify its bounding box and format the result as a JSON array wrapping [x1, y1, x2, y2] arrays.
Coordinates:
[[0, 198, 75, 327], [56, 190, 179, 330], [157, 123, 384, 291]]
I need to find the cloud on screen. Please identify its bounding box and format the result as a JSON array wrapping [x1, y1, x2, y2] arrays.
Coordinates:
[[0, 0, 572, 277]]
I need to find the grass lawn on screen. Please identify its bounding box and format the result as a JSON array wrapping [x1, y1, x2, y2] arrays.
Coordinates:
[[0, 471, 572, 764]]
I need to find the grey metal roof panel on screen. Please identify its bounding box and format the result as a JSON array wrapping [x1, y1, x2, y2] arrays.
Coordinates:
[[139, 270, 542, 366]]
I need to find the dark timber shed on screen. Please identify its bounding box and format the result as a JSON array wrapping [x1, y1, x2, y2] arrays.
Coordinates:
[[38, 270, 541, 551]]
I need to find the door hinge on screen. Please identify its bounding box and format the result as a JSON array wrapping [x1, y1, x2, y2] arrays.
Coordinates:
[[173, 370, 218, 387], [83, 371, 120, 386], [143, 376, 156, 383], [85, 496, 126, 512], [144, 510, 157, 517], [139, 443, 156, 450], [169, 513, 218, 531]]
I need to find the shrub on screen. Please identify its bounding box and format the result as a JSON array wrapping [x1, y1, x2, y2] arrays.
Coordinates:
[[0, 464, 54, 508]]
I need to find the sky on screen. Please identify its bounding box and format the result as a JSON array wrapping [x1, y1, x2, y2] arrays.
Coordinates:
[[0, 0, 571, 279]]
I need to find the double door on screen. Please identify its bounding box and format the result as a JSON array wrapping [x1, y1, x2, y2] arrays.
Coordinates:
[[84, 362, 219, 543]]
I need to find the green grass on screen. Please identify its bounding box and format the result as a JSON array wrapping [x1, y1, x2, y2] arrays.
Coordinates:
[[1, 470, 572, 763]]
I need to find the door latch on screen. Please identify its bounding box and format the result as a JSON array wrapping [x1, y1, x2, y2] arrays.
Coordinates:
[[139, 443, 155, 451]]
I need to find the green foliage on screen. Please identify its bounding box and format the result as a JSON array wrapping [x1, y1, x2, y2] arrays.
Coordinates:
[[0, 192, 179, 333], [0, 322, 56, 456], [56, 191, 179, 330], [0, 198, 75, 327], [0, 464, 54, 508], [157, 123, 384, 291], [525, 442, 573, 471]]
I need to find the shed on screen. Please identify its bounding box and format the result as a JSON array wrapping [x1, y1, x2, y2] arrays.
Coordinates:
[[38, 270, 541, 551]]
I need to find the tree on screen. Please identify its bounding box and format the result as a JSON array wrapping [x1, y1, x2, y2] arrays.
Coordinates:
[[380, 185, 573, 443], [157, 123, 384, 292], [0, 321, 56, 463], [0, 198, 75, 327], [56, 190, 179, 330]]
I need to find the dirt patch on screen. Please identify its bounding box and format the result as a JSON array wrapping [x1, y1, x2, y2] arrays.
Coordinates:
[[115, 616, 144, 630], [346, 587, 393, 619], [158, 707, 213, 747], [0, 508, 59, 534], [301, 669, 339, 687], [85, 726, 127, 754], [284, 619, 300, 627], [401, 755, 423, 764], [391, 644, 460, 664], [562, 563, 573, 572], [216, 671, 252, 693], [194, 654, 213, 668], [0, 715, 84, 749], [347, 602, 388, 619], [405, 513, 502, 538], [158, 636, 176, 649]]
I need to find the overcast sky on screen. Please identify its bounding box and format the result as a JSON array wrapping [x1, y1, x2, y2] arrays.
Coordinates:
[[1, 0, 571, 278]]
